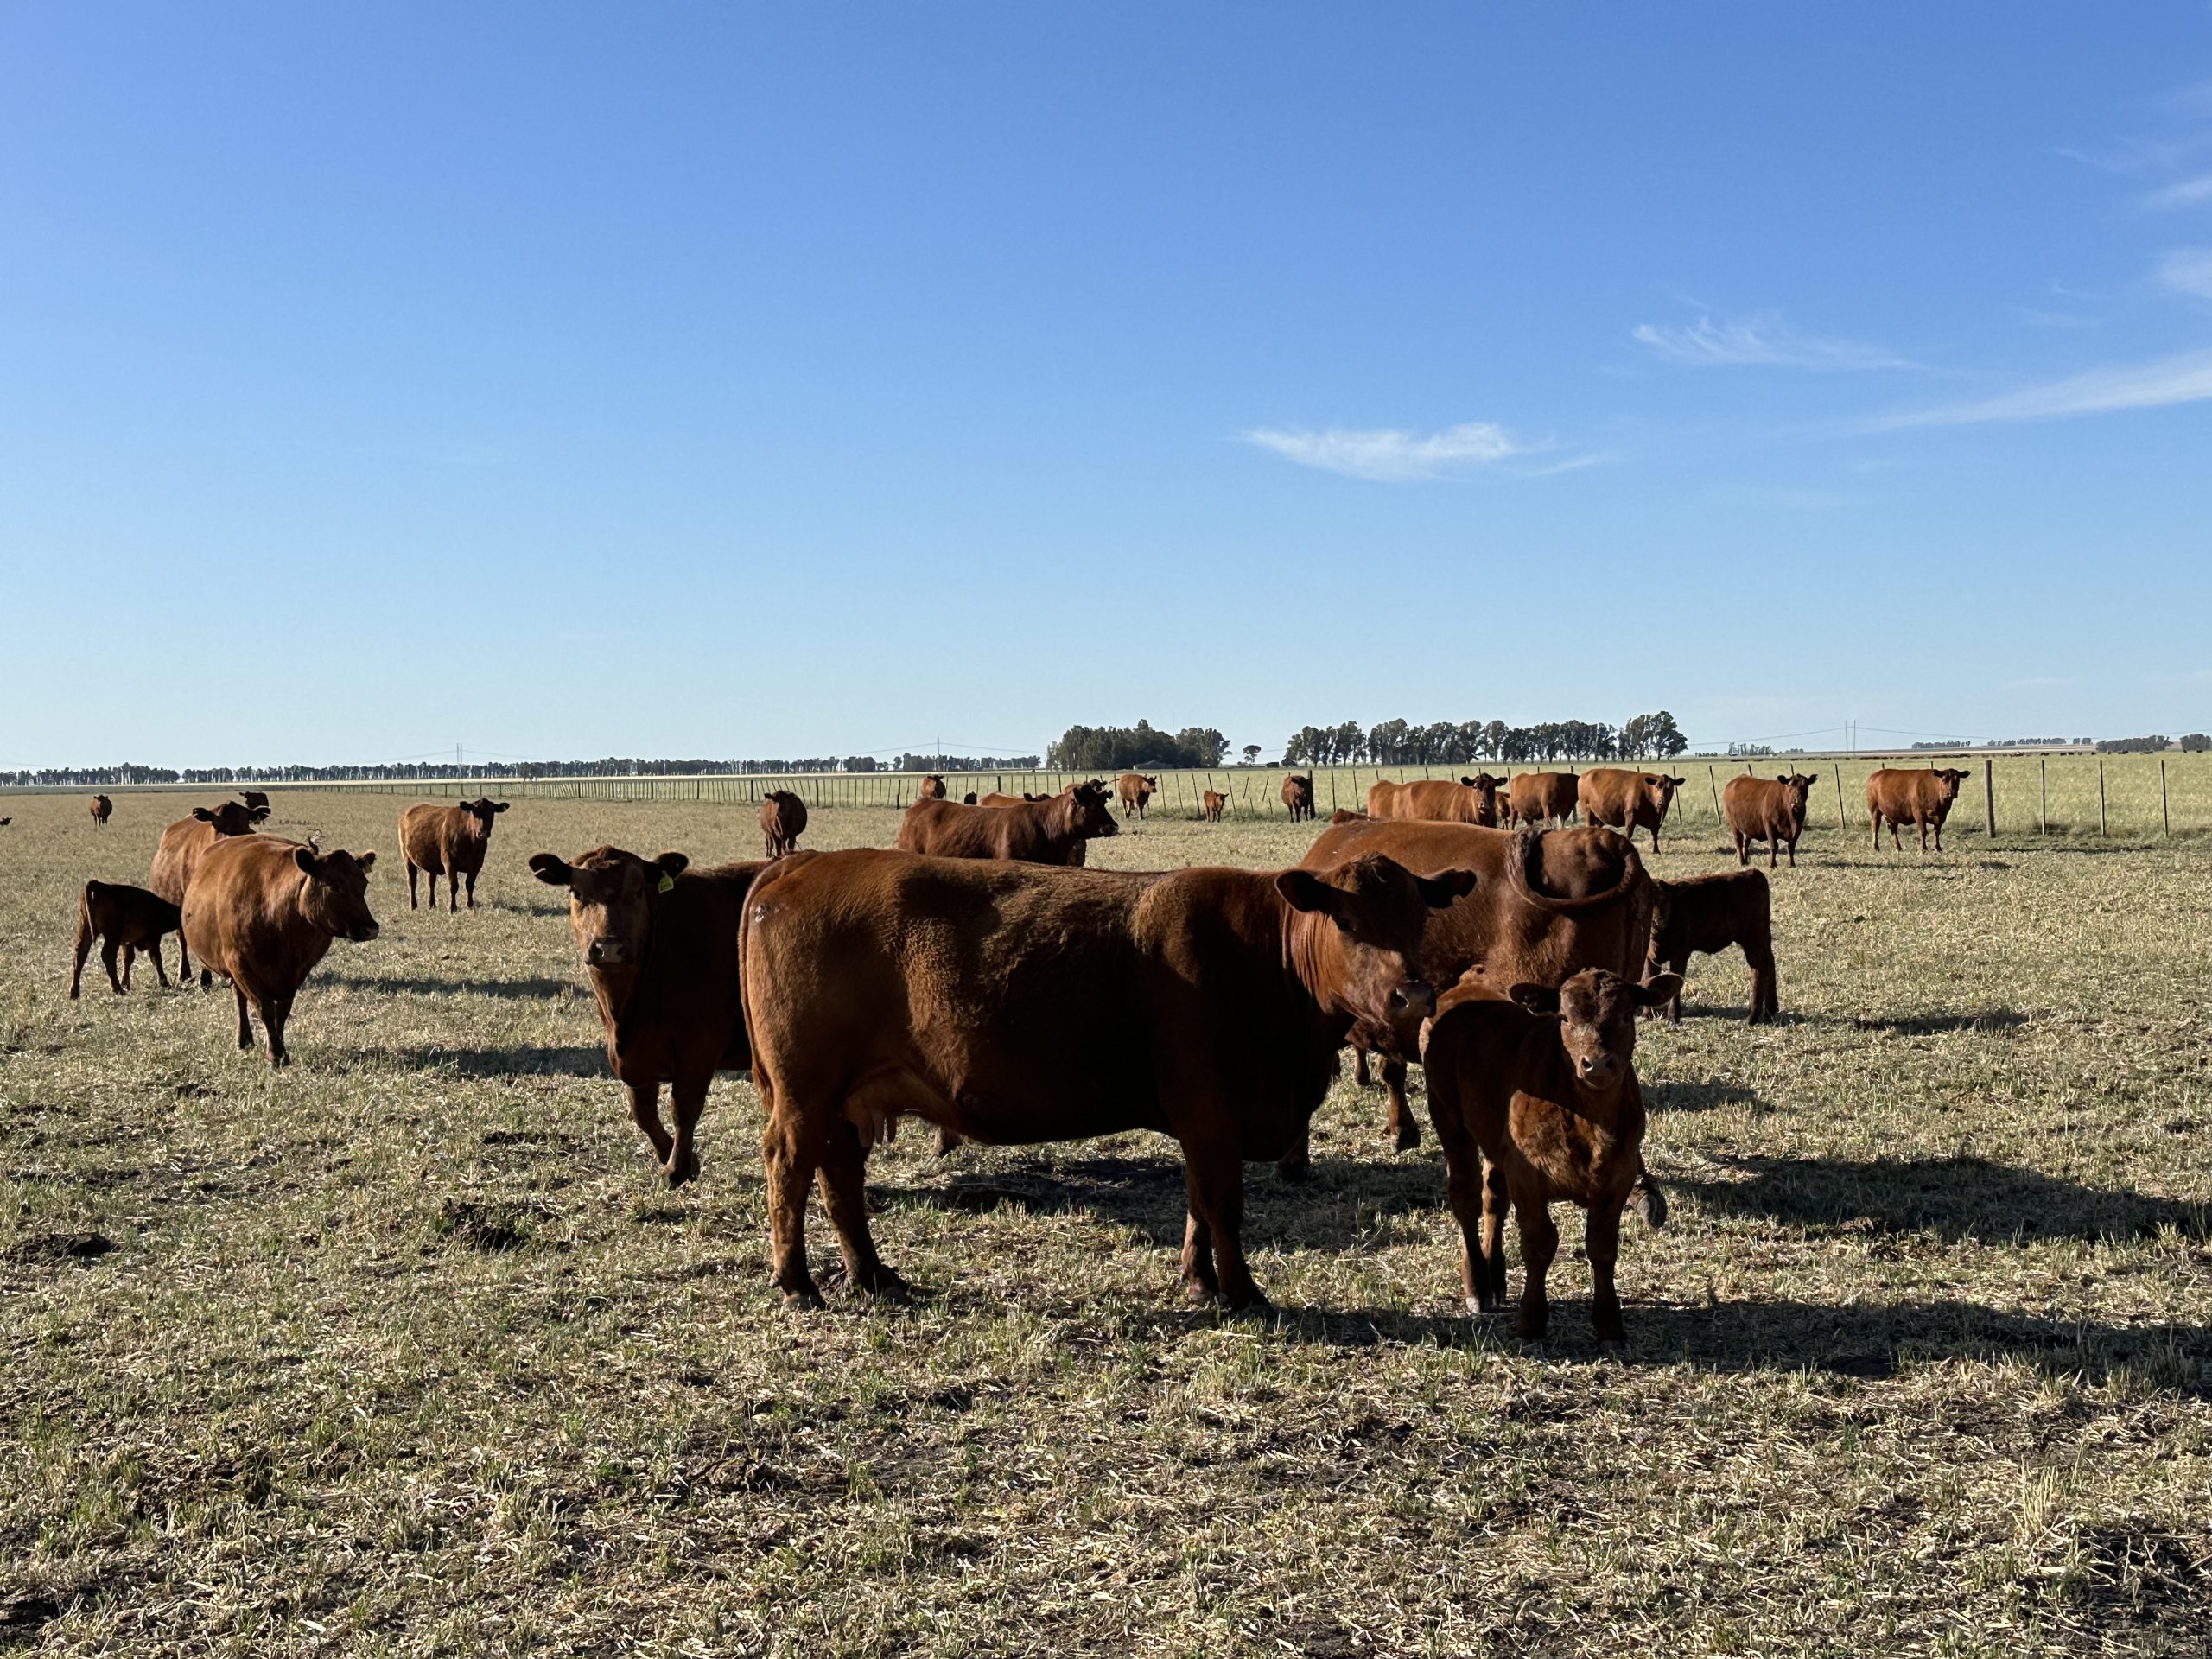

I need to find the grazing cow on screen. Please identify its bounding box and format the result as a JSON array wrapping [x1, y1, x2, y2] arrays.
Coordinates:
[[1369, 775, 1504, 827], [1867, 767, 1970, 853], [181, 836, 379, 1066], [149, 801, 272, 981], [739, 848, 1476, 1308], [1330, 808, 1369, 825], [760, 790, 808, 857], [1579, 769, 1686, 853], [397, 798, 509, 911], [70, 881, 183, 997], [240, 791, 270, 814], [89, 795, 113, 829], [1281, 774, 1316, 823], [918, 775, 947, 800], [1644, 871, 1777, 1023], [1117, 773, 1160, 819], [979, 791, 1049, 807], [1201, 789, 1228, 823], [1724, 773, 1817, 868], [899, 783, 1118, 867], [1422, 966, 1681, 1349], [531, 846, 768, 1185], [1295, 818, 1652, 1160], [1507, 772, 1580, 830]]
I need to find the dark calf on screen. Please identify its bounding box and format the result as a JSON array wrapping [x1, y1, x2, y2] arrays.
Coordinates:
[[1645, 872, 1778, 1023], [71, 881, 184, 997]]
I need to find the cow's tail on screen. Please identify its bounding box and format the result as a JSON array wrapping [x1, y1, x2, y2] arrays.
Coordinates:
[[76, 881, 99, 950], [1631, 1158, 1668, 1229]]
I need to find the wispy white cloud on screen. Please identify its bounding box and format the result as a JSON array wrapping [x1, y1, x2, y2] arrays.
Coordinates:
[[1631, 310, 1915, 371], [1872, 346, 2212, 428], [1242, 421, 1528, 481], [2156, 247, 2212, 298], [2145, 171, 2212, 209]]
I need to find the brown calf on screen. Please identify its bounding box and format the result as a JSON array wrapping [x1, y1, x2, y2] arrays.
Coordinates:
[[1506, 772, 1579, 829], [1644, 871, 1777, 1023], [760, 790, 808, 857], [71, 881, 183, 997], [90, 795, 113, 828], [398, 798, 509, 910], [1330, 807, 1369, 825], [1116, 772, 1160, 818], [1281, 774, 1316, 823], [1422, 966, 1680, 1349], [1579, 769, 1686, 854], [531, 846, 769, 1185], [1724, 773, 1816, 868], [181, 836, 380, 1066], [149, 801, 272, 981], [918, 775, 947, 800], [898, 783, 1118, 866], [1201, 789, 1228, 822], [1867, 767, 1969, 852]]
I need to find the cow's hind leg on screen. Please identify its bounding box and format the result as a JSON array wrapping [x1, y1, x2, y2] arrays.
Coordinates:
[[760, 1101, 826, 1308], [148, 938, 170, 988], [103, 939, 127, 995], [233, 986, 255, 1052], [1383, 1059, 1418, 1152], [1352, 1046, 1371, 1088], [119, 944, 136, 990], [406, 861, 420, 909], [464, 868, 477, 908], [817, 1119, 904, 1299]]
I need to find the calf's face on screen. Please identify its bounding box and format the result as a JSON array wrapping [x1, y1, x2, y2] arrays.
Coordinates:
[[295, 849, 380, 943], [1511, 969, 1681, 1089], [1278, 854, 1477, 1035], [530, 846, 688, 969]]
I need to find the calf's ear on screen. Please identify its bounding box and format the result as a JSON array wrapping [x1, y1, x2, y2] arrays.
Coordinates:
[[1274, 869, 1335, 915], [1416, 869, 1478, 907], [193, 808, 215, 823], [1635, 973, 1684, 1008], [653, 852, 690, 880], [1509, 982, 1561, 1014], [493, 802, 509, 812], [527, 853, 573, 887], [355, 851, 377, 871], [249, 806, 270, 822], [294, 848, 321, 878]]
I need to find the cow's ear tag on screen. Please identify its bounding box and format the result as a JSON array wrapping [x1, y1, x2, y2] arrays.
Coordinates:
[[658, 874, 676, 893]]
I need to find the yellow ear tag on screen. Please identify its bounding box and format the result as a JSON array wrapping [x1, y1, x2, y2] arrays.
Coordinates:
[[658, 874, 676, 893]]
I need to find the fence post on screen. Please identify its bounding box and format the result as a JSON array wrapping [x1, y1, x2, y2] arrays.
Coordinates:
[[2098, 760, 2107, 835], [1833, 766, 1846, 831], [2161, 759, 2170, 837], [1983, 758, 1995, 837], [1707, 765, 1721, 823], [2039, 756, 2047, 835]]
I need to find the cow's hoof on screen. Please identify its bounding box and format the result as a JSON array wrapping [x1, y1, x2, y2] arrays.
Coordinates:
[[1392, 1125, 1421, 1154], [776, 1280, 826, 1311], [856, 1268, 912, 1304], [1180, 1276, 1220, 1306], [664, 1154, 700, 1189], [1222, 1291, 1275, 1320], [1596, 1338, 1627, 1358]]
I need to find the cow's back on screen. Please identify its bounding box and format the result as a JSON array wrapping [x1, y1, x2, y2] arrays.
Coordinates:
[[1509, 772, 1580, 823], [398, 804, 455, 871], [181, 835, 327, 994], [1724, 775, 1783, 836], [149, 818, 218, 906]]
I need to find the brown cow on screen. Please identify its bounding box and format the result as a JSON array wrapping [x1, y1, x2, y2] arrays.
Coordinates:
[[1867, 766, 1969, 852], [531, 846, 769, 1185], [149, 800, 272, 982], [398, 798, 509, 910], [1295, 818, 1652, 1160], [739, 848, 1475, 1309], [240, 791, 270, 814], [760, 790, 808, 857], [1369, 775, 1503, 827], [918, 775, 947, 800], [1506, 772, 1579, 829], [1201, 789, 1228, 822], [897, 783, 1118, 867], [1281, 774, 1316, 823], [1644, 871, 1777, 1023], [1117, 773, 1160, 819], [1579, 768, 1686, 853], [979, 791, 1050, 807], [181, 836, 379, 1066], [89, 795, 113, 829], [1421, 966, 1680, 1349], [1725, 773, 1817, 868], [70, 881, 183, 997], [1330, 807, 1369, 825]]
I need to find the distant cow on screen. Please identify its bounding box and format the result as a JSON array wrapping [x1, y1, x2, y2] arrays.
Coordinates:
[[1725, 773, 1817, 868], [89, 795, 113, 829], [1867, 767, 1969, 853], [398, 798, 509, 910], [1644, 871, 1777, 1023], [1330, 808, 1369, 825], [70, 881, 183, 997], [531, 846, 768, 1185], [1281, 774, 1316, 823], [760, 790, 808, 857], [1117, 773, 1160, 818], [918, 775, 947, 800], [1369, 775, 1504, 828], [898, 784, 1118, 867], [1422, 966, 1680, 1349], [1580, 769, 1686, 853], [1507, 772, 1579, 830], [149, 801, 272, 981], [739, 847, 1474, 1308], [1201, 789, 1228, 822], [240, 791, 270, 814], [979, 791, 1049, 807], [181, 836, 379, 1066]]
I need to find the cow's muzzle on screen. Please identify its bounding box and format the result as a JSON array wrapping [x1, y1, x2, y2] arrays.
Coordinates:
[[585, 939, 629, 967], [1578, 1052, 1623, 1086], [350, 922, 380, 943], [1388, 980, 1435, 1021]]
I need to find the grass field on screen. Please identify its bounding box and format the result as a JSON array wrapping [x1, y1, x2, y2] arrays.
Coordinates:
[[3, 789, 2208, 1656]]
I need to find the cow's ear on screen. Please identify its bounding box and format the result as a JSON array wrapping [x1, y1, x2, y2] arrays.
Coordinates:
[[294, 847, 321, 878], [193, 808, 215, 823], [653, 852, 690, 880], [249, 806, 270, 822], [493, 802, 509, 813], [1510, 982, 1560, 1014], [528, 853, 572, 887], [1416, 869, 1478, 907], [1805, 773, 1819, 785], [1274, 869, 1336, 915], [1635, 973, 1684, 1008], [355, 851, 377, 871]]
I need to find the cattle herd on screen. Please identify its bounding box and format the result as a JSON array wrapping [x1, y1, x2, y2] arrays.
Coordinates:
[[54, 762, 1976, 1347]]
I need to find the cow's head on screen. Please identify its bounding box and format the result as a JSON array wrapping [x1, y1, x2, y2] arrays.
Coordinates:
[[1774, 772, 1817, 822], [1510, 968, 1680, 1090], [461, 798, 509, 831], [1054, 781, 1120, 842], [294, 847, 379, 943], [1643, 775, 1684, 813], [529, 845, 687, 969], [194, 801, 269, 836], [1277, 854, 1476, 1038], [1934, 768, 1969, 798]]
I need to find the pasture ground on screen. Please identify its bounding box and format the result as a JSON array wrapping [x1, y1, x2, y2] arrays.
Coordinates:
[[2, 790, 2208, 1656]]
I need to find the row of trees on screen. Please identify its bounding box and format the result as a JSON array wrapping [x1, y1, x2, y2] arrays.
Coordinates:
[[889, 752, 1042, 772], [1047, 721, 1230, 772], [1282, 712, 1688, 768]]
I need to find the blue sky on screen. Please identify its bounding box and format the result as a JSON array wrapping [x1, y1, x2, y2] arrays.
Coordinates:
[[3, 4, 2209, 768]]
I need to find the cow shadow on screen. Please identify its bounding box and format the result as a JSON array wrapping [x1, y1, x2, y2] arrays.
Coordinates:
[[366, 1044, 610, 1078], [327, 970, 583, 1001], [1643, 1077, 1769, 1116], [1670, 1153, 2209, 1244], [1833, 1009, 2028, 1035]]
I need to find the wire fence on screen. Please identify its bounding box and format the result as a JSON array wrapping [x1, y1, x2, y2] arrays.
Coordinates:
[[19, 753, 2209, 838]]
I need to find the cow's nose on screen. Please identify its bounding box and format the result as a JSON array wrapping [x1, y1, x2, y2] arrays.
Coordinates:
[[1580, 1052, 1619, 1082], [357, 923, 380, 942], [1391, 980, 1435, 1020]]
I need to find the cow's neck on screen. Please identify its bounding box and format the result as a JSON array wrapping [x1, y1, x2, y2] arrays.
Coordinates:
[[1280, 904, 1359, 1049]]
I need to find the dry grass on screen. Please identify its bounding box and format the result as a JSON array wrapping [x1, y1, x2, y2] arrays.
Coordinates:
[[2, 790, 2208, 1656]]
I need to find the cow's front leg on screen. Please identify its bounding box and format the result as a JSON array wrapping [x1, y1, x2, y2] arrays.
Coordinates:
[[1383, 1059, 1418, 1151], [233, 986, 255, 1051], [664, 1077, 708, 1187], [626, 1079, 674, 1166], [1182, 1132, 1266, 1311], [1587, 1200, 1627, 1351], [1513, 1189, 1558, 1342], [1179, 1209, 1219, 1303]]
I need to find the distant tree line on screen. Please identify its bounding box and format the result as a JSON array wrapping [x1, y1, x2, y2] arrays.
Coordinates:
[[891, 752, 1043, 772], [2095, 735, 2176, 754], [1047, 721, 1230, 771], [1282, 712, 1688, 767], [0, 754, 1037, 788]]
